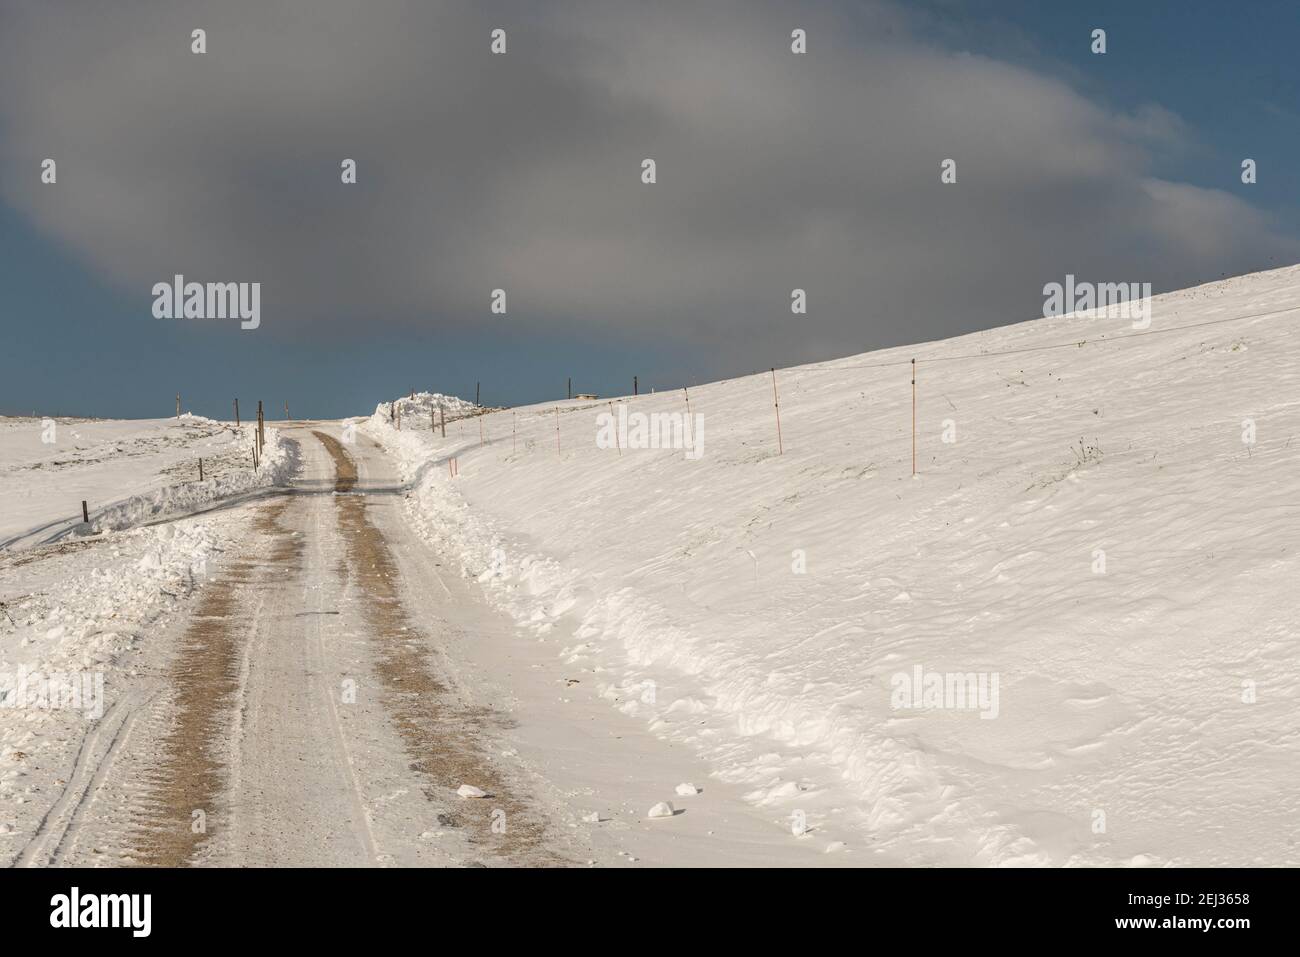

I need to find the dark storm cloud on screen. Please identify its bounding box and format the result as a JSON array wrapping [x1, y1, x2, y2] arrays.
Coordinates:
[[2, 0, 1296, 367]]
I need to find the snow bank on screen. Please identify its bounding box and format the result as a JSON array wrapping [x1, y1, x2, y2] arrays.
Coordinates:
[[373, 392, 479, 432], [0, 518, 229, 854], [90, 425, 293, 533], [1, 524, 220, 678], [362, 264, 1300, 866]]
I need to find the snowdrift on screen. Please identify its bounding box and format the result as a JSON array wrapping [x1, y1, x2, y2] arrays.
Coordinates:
[[371, 392, 479, 432], [90, 425, 293, 533]]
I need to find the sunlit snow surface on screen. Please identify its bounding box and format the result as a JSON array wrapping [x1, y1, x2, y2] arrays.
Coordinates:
[[366, 265, 1300, 866]]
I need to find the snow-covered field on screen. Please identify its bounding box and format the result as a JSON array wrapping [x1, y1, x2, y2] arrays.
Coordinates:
[[0, 415, 292, 547], [362, 264, 1300, 866]]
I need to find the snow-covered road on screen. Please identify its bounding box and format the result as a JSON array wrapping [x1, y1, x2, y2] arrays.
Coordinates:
[[6, 428, 542, 865], [5, 425, 829, 867]]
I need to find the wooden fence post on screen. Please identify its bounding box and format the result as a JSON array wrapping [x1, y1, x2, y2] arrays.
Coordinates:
[[199, 458, 204, 482], [440, 408, 446, 437], [911, 358, 917, 477], [82, 500, 89, 524], [770, 368, 783, 455], [684, 387, 694, 454], [175, 393, 181, 418], [234, 398, 240, 426]]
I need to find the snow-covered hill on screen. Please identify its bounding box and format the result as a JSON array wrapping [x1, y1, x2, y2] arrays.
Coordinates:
[[365, 264, 1300, 866]]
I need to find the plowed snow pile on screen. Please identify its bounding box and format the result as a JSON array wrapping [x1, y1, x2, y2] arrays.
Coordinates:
[[365, 265, 1300, 866], [370, 392, 479, 432]]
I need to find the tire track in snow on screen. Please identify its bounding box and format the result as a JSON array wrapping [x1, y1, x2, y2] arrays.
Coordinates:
[[315, 431, 562, 864], [130, 498, 301, 866]]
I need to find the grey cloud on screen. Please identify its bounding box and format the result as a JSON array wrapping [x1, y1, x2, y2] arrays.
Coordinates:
[[2, 0, 1296, 369]]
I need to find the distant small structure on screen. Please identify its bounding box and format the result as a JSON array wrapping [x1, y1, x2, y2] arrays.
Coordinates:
[[574, 393, 599, 400]]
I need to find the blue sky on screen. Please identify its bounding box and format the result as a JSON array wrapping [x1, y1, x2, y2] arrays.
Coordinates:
[[2, 0, 1297, 420], [909, 0, 1300, 217]]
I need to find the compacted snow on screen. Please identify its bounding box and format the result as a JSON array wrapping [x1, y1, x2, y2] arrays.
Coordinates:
[[361, 265, 1300, 866]]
